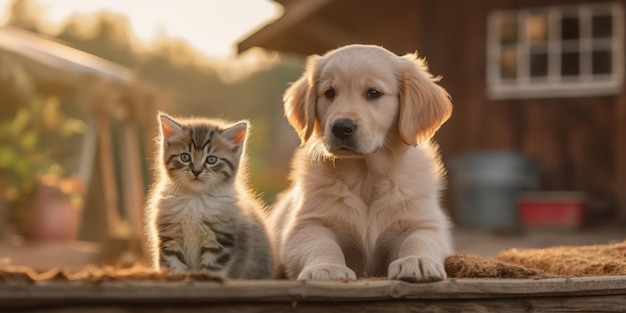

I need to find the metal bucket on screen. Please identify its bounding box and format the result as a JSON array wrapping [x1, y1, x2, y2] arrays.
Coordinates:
[[450, 151, 539, 232]]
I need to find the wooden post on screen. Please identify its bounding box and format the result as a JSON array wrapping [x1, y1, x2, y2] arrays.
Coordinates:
[[96, 115, 122, 237], [617, 92, 626, 223], [87, 78, 124, 238], [117, 82, 166, 261], [118, 119, 148, 258]]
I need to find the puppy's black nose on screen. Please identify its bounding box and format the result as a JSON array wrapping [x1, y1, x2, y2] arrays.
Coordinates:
[[332, 119, 356, 140]]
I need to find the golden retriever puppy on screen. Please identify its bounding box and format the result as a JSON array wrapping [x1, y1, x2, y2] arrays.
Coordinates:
[[271, 44, 453, 282]]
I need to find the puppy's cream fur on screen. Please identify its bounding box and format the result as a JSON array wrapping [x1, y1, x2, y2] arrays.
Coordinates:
[[272, 44, 453, 281]]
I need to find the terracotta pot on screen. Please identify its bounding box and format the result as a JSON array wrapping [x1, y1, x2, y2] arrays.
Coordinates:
[[26, 184, 81, 241]]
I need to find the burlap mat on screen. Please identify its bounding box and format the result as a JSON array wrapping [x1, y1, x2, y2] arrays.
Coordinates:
[[2, 240, 625, 282], [0, 260, 222, 283], [496, 239, 626, 277]]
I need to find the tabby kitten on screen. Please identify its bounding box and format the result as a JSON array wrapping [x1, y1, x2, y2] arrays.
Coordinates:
[[145, 113, 276, 279]]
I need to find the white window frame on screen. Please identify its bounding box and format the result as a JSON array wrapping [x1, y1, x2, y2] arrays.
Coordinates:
[[487, 2, 624, 99]]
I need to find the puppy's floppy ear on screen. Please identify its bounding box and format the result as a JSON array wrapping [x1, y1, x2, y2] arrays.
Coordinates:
[[399, 53, 452, 146], [283, 55, 322, 145]]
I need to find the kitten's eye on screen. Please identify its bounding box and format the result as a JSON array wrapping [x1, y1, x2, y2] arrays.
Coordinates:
[[179, 153, 191, 162], [366, 89, 382, 99], [324, 88, 335, 100], [206, 155, 218, 165]]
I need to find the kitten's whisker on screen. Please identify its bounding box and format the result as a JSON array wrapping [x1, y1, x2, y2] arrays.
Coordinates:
[[171, 177, 185, 195]]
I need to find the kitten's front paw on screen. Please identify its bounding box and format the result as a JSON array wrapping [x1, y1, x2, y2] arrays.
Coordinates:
[[388, 256, 446, 282], [161, 267, 187, 275], [160, 258, 188, 274], [297, 264, 357, 281]]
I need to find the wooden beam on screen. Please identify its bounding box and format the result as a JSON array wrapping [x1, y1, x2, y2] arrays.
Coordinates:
[[2, 277, 626, 312], [617, 91, 626, 223], [299, 18, 361, 49], [95, 115, 122, 238], [237, 0, 333, 53], [87, 79, 125, 239], [118, 121, 148, 257]]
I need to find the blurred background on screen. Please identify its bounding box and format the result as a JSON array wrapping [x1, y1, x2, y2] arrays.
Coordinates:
[[0, 0, 625, 270]]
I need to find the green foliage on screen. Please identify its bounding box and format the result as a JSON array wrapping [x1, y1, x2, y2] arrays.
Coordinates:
[[0, 65, 85, 230]]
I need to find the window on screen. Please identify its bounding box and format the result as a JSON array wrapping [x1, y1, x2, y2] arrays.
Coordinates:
[[487, 3, 624, 99]]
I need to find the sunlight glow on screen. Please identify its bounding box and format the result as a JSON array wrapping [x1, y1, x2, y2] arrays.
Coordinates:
[[0, 0, 281, 59]]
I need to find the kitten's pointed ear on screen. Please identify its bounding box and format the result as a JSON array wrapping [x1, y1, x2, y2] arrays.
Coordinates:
[[222, 121, 248, 154], [159, 114, 184, 139]]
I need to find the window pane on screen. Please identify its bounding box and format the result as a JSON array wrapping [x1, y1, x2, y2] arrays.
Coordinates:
[[592, 15, 613, 38], [561, 52, 580, 76], [526, 13, 548, 43], [500, 15, 518, 44], [530, 53, 548, 77], [488, 4, 623, 99], [592, 50, 612, 74], [561, 17, 580, 40], [500, 48, 517, 79]]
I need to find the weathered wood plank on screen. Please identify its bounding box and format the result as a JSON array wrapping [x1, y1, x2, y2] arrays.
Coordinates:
[[2, 276, 626, 309], [9, 295, 626, 313]]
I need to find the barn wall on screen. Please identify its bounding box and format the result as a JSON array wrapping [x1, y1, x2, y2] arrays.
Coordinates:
[[419, 0, 626, 220]]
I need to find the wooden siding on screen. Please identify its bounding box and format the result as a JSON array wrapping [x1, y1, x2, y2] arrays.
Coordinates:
[[418, 0, 626, 220]]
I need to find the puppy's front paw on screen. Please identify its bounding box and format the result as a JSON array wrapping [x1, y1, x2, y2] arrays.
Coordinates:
[[297, 264, 357, 281], [388, 256, 446, 282]]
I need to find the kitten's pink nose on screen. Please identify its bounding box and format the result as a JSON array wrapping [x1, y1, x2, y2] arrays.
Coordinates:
[[192, 169, 202, 177]]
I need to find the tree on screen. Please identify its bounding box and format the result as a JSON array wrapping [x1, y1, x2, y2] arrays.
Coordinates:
[[6, 0, 42, 33]]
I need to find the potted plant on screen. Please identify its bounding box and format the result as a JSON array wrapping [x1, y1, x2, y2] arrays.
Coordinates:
[[0, 64, 85, 241]]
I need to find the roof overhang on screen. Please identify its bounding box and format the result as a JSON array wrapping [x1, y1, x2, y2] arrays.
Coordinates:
[[237, 0, 338, 56], [0, 27, 133, 95], [237, 0, 425, 57]]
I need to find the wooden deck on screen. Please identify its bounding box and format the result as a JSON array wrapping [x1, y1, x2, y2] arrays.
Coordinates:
[[2, 276, 626, 312]]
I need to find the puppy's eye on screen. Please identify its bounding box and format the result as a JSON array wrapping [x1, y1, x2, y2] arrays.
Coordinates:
[[366, 89, 382, 99], [324, 88, 335, 99], [180, 153, 191, 162]]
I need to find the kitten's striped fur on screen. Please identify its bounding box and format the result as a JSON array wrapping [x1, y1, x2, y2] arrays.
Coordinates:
[[145, 113, 276, 278]]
